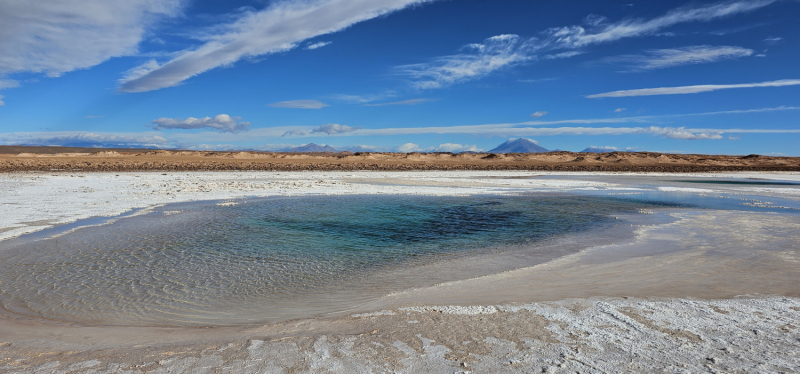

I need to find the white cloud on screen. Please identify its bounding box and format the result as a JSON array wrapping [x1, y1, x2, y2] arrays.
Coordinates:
[[519, 77, 558, 83], [396, 34, 537, 89], [647, 126, 723, 140], [543, 51, 584, 60], [433, 143, 482, 152], [667, 105, 800, 116], [587, 146, 619, 151], [728, 136, 741, 140], [150, 114, 251, 133], [0, 79, 20, 89], [587, 79, 800, 98], [0, 79, 20, 106], [118, 0, 432, 92], [363, 98, 437, 106], [0, 132, 172, 148], [282, 123, 361, 137], [544, 0, 776, 49], [605, 45, 753, 71], [396, 143, 482, 153], [531, 111, 548, 118], [396, 0, 774, 90], [584, 14, 608, 27], [268, 100, 329, 109], [614, 108, 626, 113], [763, 36, 783, 44], [312, 123, 360, 135], [306, 41, 332, 50], [397, 143, 421, 153], [329, 91, 397, 103], [0, 0, 183, 78]]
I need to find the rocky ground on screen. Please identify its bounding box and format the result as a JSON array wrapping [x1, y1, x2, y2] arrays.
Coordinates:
[[2, 146, 799, 172]]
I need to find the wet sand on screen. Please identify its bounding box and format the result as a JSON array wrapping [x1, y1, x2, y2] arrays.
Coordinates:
[[0, 171, 799, 372]]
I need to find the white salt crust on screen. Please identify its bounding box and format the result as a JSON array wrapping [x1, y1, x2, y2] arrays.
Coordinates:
[[2, 170, 799, 242]]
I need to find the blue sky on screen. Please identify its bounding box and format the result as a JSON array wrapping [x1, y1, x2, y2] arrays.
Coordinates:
[[0, 0, 798, 154]]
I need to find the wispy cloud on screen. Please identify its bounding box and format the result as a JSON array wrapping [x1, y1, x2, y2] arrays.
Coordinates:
[[0, 79, 20, 89], [544, 0, 777, 49], [396, 0, 775, 89], [587, 79, 800, 98], [614, 108, 626, 113], [363, 98, 437, 106], [543, 51, 584, 60], [648, 127, 723, 140], [531, 111, 548, 118], [329, 91, 397, 104], [0, 132, 172, 148], [604, 45, 753, 71], [282, 123, 361, 137], [396, 34, 536, 89], [0, 0, 184, 78], [150, 114, 251, 133], [268, 99, 329, 109], [306, 41, 332, 50], [519, 77, 558, 83], [763, 36, 783, 45], [397, 143, 482, 153], [117, 0, 433, 92], [0, 79, 20, 106], [708, 22, 768, 36]]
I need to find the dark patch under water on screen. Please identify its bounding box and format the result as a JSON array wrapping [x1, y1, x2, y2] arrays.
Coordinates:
[[0, 194, 684, 326]]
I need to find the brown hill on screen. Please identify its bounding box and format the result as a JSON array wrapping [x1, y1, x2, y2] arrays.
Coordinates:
[[1, 147, 798, 172]]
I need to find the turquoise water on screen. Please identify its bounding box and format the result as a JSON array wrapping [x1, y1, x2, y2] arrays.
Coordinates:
[[0, 194, 685, 326]]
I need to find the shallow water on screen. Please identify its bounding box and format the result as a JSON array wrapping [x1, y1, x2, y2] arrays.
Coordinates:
[[0, 194, 673, 327], [0, 189, 796, 327]]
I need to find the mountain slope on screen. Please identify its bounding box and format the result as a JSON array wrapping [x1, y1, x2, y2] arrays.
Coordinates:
[[489, 138, 549, 153], [288, 143, 338, 153]]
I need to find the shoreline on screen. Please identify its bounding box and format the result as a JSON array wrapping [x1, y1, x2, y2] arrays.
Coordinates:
[[2, 170, 799, 243], [1, 171, 799, 372]]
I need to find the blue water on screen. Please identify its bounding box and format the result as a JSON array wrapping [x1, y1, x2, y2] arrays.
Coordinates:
[[0, 190, 793, 327]]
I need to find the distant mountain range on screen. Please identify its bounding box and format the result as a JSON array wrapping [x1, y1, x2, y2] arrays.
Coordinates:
[[287, 143, 338, 153], [488, 138, 549, 153], [268, 141, 632, 154], [580, 147, 632, 153]]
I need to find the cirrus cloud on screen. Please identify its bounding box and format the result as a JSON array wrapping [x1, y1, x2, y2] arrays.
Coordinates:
[[587, 79, 800, 98], [268, 100, 329, 109], [117, 0, 434, 93], [396, 0, 776, 89], [604, 45, 753, 71]]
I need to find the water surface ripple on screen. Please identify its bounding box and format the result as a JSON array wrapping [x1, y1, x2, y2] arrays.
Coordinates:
[[0, 194, 677, 326]]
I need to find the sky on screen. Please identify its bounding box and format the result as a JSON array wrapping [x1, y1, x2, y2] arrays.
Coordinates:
[[0, 0, 798, 155]]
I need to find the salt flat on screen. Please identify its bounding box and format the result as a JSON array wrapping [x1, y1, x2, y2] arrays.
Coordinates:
[[0, 171, 799, 373]]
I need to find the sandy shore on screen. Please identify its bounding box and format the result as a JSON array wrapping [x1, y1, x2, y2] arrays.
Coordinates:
[[1, 171, 799, 372]]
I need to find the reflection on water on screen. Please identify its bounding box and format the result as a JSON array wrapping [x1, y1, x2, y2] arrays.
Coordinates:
[[0, 195, 670, 326]]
